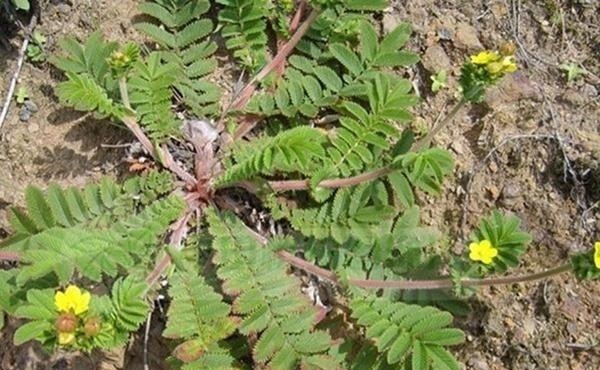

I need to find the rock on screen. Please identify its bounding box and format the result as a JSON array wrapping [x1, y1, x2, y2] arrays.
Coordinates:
[[422, 44, 451, 73], [490, 1, 509, 20], [581, 83, 597, 99], [382, 13, 404, 34], [559, 296, 583, 320], [467, 352, 490, 370], [454, 23, 482, 50], [24, 100, 38, 113], [501, 183, 521, 199], [27, 123, 39, 133], [561, 89, 586, 106], [55, 3, 71, 15], [437, 27, 454, 41], [19, 107, 31, 122], [485, 72, 540, 109], [485, 184, 500, 200], [18, 100, 38, 122], [522, 318, 537, 338], [450, 140, 465, 155]]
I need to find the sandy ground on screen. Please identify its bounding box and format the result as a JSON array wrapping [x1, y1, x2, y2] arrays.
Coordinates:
[[0, 0, 598, 369]]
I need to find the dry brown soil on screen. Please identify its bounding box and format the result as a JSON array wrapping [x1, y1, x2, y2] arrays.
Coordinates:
[[0, 0, 599, 369]]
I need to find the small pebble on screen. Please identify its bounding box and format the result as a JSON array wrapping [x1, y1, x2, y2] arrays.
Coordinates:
[[19, 108, 31, 122], [24, 100, 38, 113], [54, 3, 71, 15], [437, 27, 453, 41], [27, 123, 39, 133]]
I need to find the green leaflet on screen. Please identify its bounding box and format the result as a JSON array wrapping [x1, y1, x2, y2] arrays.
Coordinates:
[[350, 297, 464, 369], [216, 126, 327, 186], [394, 148, 454, 195], [2, 179, 125, 250], [207, 209, 338, 369], [217, 0, 268, 71], [128, 53, 180, 141], [0, 177, 184, 286], [289, 183, 396, 245], [164, 268, 236, 363], [55, 72, 123, 119], [51, 31, 118, 93], [136, 0, 220, 116], [109, 277, 149, 332]]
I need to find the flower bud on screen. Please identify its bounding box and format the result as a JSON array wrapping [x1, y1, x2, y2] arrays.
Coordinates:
[[83, 316, 102, 337], [55, 312, 78, 333], [499, 41, 516, 56]]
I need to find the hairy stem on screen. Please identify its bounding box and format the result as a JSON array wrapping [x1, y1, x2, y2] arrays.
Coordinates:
[[268, 167, 393, 192], [145, 211, 193, 289], [0, 250, 20, 262], [279, 249, 573, 290], [118, 77, 131, 109], [0, 242, 574, 291], [230, 9, 320, 112], [118, 79, 197, 186], [242, 221, 573, 291], [349, 263, 573, 289]]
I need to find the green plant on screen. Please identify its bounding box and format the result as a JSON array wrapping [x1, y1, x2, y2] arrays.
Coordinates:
[[1, 1, 598, 369], [430, 69, 447, 93], [26, 31, 47, 63], [15, 86, 28, 105], [560, 62, 586, 83], [10, 0, 29, 11]]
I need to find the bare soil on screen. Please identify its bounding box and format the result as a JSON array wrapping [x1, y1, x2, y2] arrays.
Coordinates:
[[0, 1, 598, 369]]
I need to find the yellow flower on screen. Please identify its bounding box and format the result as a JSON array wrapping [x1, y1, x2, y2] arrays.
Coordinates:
[[486, 61, 504, 74], [54, 285, 91, 316], [57, 331, 75, 345], [469, 240, 498, 265], [594, 242, 600, 269], [485, 55, 518, 75], [501, 56, 517, 72], [470, 51, 500, 65]]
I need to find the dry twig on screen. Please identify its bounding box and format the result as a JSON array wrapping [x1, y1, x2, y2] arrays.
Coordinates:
[[0, 13, 38, 131]]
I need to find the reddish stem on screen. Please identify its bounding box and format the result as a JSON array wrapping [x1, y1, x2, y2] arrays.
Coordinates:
[[145, 211, 193, 288], [232, 114, 262, 142], [279, 249, 573, 290], [267, 167, 392, 192], [121, 116, 197, 187], [274, 1, 307, 80], [246, 224, 572, 291], [0, 251, 20, 262], [290, 1, 307, 32], [230, 9, 320, 111]]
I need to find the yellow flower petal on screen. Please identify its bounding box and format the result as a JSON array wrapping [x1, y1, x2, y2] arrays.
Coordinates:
[[479, 240, 492, 249], [489, 247, 498, 258], [54, 285, 91, 315], [74, 291, 91, 315], [470, 51, 500, 65], [468, 240, 498, 265], [57, 331, 75, 345], [501, 56, 517, 72], [594, 242, 600, 269], [54, 291, 70, 313], [469, 242, 482, 261], [486, 62, 504, 74]]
